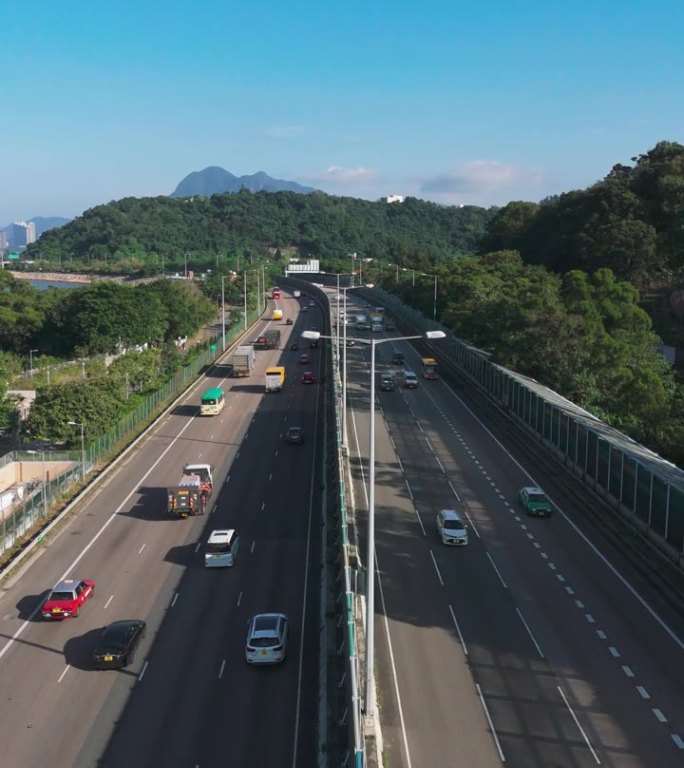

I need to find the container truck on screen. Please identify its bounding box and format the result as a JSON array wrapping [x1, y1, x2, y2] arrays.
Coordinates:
[[232, 345, 256, 377], [167, 463, 214, 518], [265, 366, 286, 392], [264, 329, 281, 349]]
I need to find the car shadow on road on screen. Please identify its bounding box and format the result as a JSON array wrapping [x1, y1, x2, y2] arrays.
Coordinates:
[[64, 627, 106, 671], [229, 384, 264, 394], [164, 542, 199, 567], [118, 486, 168, 521], [170, 404, 200, 418], [16, 592, 49, 621]]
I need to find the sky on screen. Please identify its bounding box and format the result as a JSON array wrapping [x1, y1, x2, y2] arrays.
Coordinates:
[[1, 0, 683, 224]]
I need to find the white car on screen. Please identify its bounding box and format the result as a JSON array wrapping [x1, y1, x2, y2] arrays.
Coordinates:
[[245, 613, 289, 664], [436, 509, 468, 546]]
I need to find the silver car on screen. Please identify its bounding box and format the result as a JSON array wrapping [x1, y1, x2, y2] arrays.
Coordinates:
[[245, 613, 289, 664]]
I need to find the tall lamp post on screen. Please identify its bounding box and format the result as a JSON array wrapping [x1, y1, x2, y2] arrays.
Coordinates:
[[29, 348, 38, 384], [67, 420, 86, 481], [221, 275, 226, 350], [26, 449, 47, 517], [303, 327, 446, 715]]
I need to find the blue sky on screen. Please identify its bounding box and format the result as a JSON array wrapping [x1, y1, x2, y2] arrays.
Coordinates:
[[1, 0, 682, 224]]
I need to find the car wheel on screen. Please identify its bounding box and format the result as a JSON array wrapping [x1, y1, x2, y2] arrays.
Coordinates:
[[73, 606, 80, 617]]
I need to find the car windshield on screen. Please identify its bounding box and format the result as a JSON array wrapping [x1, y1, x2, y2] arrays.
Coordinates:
[[529, 493, 548, 503], [100, 624, 133, 652], [207, 543, 230, 554], [249, 636, 280, 648], [289, 428, 302, 436], [444, 521, 464, 531], [49, 591, 74, 602]]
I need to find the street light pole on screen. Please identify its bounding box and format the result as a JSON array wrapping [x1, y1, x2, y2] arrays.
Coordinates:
[[29, 349, 38, 383], [433, 274, 438, 321], [243, 270, 248, 331], [67, 420, 86, 481], [221, 275, 226, 351]]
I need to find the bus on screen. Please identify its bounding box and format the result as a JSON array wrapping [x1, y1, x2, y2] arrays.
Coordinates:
[[200, 387, 226, 415], [421, 357, 439, 380]]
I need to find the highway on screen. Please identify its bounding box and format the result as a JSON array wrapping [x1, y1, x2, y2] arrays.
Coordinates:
[[0, 294, 322, 768], [339, 293, 684, 768]]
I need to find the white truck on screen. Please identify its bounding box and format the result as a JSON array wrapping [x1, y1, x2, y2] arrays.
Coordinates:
[[232, 345, 256, 377], [265, 366, 286, 393], [293, 290, 301, 298]]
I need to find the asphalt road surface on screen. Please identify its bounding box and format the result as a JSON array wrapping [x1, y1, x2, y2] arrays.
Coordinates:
[[0, 293, 323, 768], [339, 295, 684, 768]]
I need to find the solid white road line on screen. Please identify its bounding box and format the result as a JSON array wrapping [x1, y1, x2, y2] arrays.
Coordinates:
[[138, 661, 149, 681], [486, 553, 508, 589], [138, 544, 146, 555], [218, 659, 226, 679], [57, 666, 70, 683], [104, 595, 114, 610], [429, 550, 444, 586], [250, 541, 255, 554], [448, 481, 461, 501], [476, 683, 505, 762], [414, 508, 426, 536], [237, 591, 243, 607], [515, 607, 544, 658], [171, 593, 179, 608], [194, 542, 202, 553], [557, 685, 601, 764], [448, 604, 468, 656]]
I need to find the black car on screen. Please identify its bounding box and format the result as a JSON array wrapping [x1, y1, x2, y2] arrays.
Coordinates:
[[286, 318, 293, 325], [93, 620, 146, 669], [286, 426, 305, 444], [290, 342, 299, 351], [392, 352, 405, 365]]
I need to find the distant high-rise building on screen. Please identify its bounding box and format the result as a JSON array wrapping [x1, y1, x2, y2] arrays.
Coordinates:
[[0, 230, 7, 253], [10, 221, 36, 250]]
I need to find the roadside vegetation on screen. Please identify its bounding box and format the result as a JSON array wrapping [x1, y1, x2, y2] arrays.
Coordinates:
[[3, 140, 684, 466]]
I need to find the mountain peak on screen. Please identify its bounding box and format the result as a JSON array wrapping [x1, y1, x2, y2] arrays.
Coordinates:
[[171, 167, 317, 198]]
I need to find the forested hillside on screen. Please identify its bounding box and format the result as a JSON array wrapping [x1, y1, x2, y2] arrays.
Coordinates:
[[27, 191, 493, 271], [482, 141, 684, 292]]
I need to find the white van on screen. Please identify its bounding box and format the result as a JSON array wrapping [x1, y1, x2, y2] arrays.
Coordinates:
[[205, 529, 240, 567], [403, 370, 418, 389]]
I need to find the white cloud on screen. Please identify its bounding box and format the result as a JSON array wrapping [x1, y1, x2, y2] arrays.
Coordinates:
[[310, 165, 377, 184], [419, 161, 546, 200]]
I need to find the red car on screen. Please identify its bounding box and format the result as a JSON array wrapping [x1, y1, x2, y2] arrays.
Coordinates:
[[301, 371, 316, 384], [41, 578, 95, 620]]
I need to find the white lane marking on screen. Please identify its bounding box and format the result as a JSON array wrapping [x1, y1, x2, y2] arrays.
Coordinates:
[[349, 393, 413, 764], [476, 683, 505, 762], [396, 455, 404, 472], [486, 553, 508, 589], [138, 661, 149, 681], [516, 608, 544, 658], [622, 665, 634, 678], [0, 407, 200, 661], [463, 511, 481, 539], [225, 475, 230, 483], [261, 502, 265, 511], [596, 630, 607, 640], [539, 552, 548, 560], [376, 553, 414, 768], [416, 421, 424, 433], [269, 473, 273, 481], [291, 375, 324, 768], [565, 586, 575, 595], [275, 450, 279, 458], [548, 563, 557, 571], [218, 659, 226, 679], [251, 541, 255, 554], [558, 685, 601, 763], [171, 592, 179, 608], [104, 595, 114, 610], [533, 542, 541, 549], [636, 686, 650, 700], [414, 509, 426, 536], [585, 614, 595, 624], [448, 604, 468, 656], [653, 709, 667, 723], [429, 550, 444, 586], [237, 591, 243, 607], [57, 666, 70, 683], [195, 541, 202, 553], [448, 481, 461, 501], [609, 647, 620, 658], [138, 544, 146, 555], [672, 734, 684, 749], [435, 457, 445, 473], [575, 600, 585, 609], [404, 479, 414, 500], [436, 379, 684, 650], [556, 574, 566, 583]]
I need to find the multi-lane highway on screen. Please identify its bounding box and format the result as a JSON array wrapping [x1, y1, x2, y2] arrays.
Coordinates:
[[338, 293, 684, 768], [0, 295, 323, 768]]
